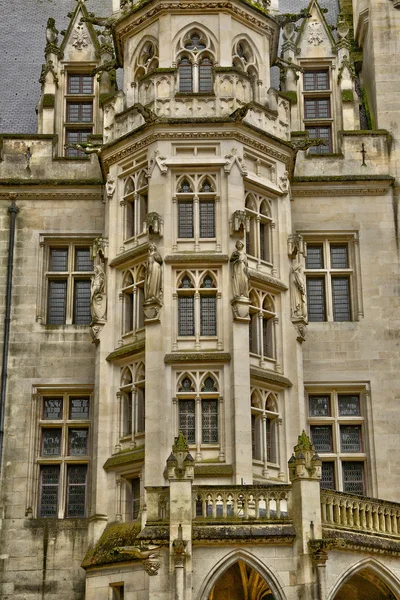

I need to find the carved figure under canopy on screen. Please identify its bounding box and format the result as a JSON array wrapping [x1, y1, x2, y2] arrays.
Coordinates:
[[230, 240, 249, 299], [290, 262, 307, 320], [91, 265, 107, 322], [144, 243, 163, 303]]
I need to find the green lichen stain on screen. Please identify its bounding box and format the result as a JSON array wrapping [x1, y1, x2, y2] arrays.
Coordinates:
[[82, 521, 141, 568]]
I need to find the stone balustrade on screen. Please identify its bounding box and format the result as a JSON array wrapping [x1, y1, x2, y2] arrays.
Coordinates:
[[321, 490, 400, 537], [192, 485, 291, 521]]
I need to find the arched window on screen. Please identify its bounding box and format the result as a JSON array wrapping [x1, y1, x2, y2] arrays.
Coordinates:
[[177, 29, 215, 93], [179, 57, 193, 92], [123, 170, 148, 242], [199, 57, 213, 92], [176, 174, 217, 241], [249, 290, 275, 361], [251, 390, 279, 470], [245, 191, 273, 264], [177, 270, 218, 339], [119, 362, 146, 445], [121, 267, 145, 336]]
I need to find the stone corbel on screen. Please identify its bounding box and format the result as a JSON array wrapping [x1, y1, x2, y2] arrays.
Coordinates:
[[148, 150, 168, 177], [105, 174, 115, 201], [230, 210, 250, 236], [224, 148, 248, 177], [231, 297, 250, 322]]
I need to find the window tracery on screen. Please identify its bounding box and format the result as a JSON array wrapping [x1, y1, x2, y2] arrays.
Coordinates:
[[132, 39, 159, 82], [175, 174, 217, 244], [122, 169, 148, 242], [251, 389, 279, 474], [249, 289, 276, 364], [119, 362, 146, 445], [176, 29, 215, 93], [245, 191, 273, 265], [121, 265, 145, 338]]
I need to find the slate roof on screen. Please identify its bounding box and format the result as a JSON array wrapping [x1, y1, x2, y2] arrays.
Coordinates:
[[0, 0, 339, 134]]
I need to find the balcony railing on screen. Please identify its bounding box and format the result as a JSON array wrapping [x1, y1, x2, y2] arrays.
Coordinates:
[[321, 490, 400, 537], [192, 485, 291, 521]]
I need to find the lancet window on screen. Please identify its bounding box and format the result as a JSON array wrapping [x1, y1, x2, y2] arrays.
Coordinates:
[[175, 174, 217, 243], [121, 266, 145, 337], [245, 191, 273, 264], [251, 389, 279, 469], [249, 289, 276, 362], [119, 362, 146, 444], [122, 169, 148, 242], [176, 30, 215, 93]]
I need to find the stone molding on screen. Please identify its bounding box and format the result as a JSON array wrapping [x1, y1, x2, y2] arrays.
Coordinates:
[[248, 268, 288, 292], [109, 242, 150, 268], [106, 340, 145, 362], [164, 352, 231, 364], [250, 366, 292, 388], [164, 253, 229, 264]]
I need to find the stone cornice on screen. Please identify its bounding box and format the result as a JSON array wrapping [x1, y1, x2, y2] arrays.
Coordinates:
[[164, 253, 229, 264], [192, 523, 295, 542], [103, 448, 145, 471], [194, 464, 234, 477], [250, 366, 292, 388], [106, 340, 145, 362], [164, 352, 231, 364], [292, 175, 394, 197], [248, 268, 288, 292], [109, 242, 150, 268], [323, 527, 400, 557]]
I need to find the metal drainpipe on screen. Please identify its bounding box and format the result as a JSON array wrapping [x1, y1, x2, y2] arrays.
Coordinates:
[[0, 198, 19, 472]]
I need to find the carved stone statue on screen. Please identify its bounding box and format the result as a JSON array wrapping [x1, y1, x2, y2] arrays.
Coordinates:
[[288, 234, 307, 320], [230, 240, 249, 299], [91, 265, 107, 322], [144, 243, 163, 303]]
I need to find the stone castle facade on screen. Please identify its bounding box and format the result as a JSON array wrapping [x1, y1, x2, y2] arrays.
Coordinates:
[[0, 0, 400, 598]]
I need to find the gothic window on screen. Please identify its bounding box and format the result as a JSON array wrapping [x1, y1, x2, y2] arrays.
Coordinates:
[[176, 174, 217, 241], [245, 192, 272, 264], [305, 238, 354, 322], [302, 68, 333, 153], [121, 267, 145, 336], [232, 38, 259, 99], [251, 390, 279, 467], [46, 243, 93, 325], [65, 73, 94, 158], [249, 290, 275, 361], [123, 169, 148, 242], [176, 372, 220, 446], [119, 363, 146, 443], [176, 30, 215, 93], [308, 388, 367, 494], [37, 389, 91, 518], [133, 40, 159, 82], [177, 271, 217, 338]]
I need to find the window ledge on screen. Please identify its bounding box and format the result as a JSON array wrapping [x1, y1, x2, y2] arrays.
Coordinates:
[[175, 92, 215, 97]]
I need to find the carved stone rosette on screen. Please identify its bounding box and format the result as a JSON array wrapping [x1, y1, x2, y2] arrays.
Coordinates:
[[142, 558, 161, 576]]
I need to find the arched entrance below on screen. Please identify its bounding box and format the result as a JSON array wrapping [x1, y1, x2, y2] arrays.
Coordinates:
[[332, 567, 398, 600], [208, 559, 275, 600]]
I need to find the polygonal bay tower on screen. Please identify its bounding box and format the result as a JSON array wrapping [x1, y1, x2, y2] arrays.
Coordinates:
[[1, 0, 400, 598]]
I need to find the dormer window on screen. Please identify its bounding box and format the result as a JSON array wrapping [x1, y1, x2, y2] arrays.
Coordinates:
[[65, 73, 94, 158], [302, 68, 332, 154]]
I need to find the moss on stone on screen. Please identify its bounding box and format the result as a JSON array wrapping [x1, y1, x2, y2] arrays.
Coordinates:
[[43, 94, 55, 108], [0, 179, 103, 186], [99, 93, 116, 106], [194, 464, 234, 476], [106, 340, 145, 362], [279, 91, 297, 105], [103, 448, 145, 470], [361, 86, 374, 130], [250, 366, 292, 388], [341, 89, 354, 103], [82, 521, 141, 568]]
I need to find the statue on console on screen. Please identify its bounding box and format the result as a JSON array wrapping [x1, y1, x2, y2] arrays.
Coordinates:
[[230, 240, 249, 299], [144, 243, 163, 304]]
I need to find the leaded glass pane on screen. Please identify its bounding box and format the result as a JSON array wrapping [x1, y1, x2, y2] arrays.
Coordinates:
[[180, 179, 192, 193], [66, 465, 87, 517], [338, 394, 360, 416], [262, 318, 269, 356], [48, 280, 67, 324], [137, 388, 145, 433], [73, 280, 91, 325], [200, 179, 212, 192], [260, 223, 270, 262], [43, 397, 63, 420], [199, 201, 215, 238], [306, 245, 324, 269], [75, 248, 93, 271], [330, 244, 348, 269], [69, 397, 89, 420], [42, 428, 62, 456], [126, 393, 133, 435], [132, 478, 141, 519], [180, 276, 193, 288], [68, 74, 93, 94], [199, 58, 213, 92], [178, 201, 194, 237], [185, 34, 206, 50], [303, 70, 329, 91], [201, 275, 215, 288], [200, 296, 216, 336], [332, 277, 351, 321], [39, 465, 59, 517], [304, 98, 331, 119], [50, 248, 68, 271], [203, 376, 217, 392], [68, 429, 88, 455], [266, 418, 273, 462], [67, 102, 93, 123], [202, 399, 218, 443], [179, 400, 195, 443], [309, 395, 330, 417], [342, 462, 364, 494], [321, 462, 335, 490], [307, 277, 326, 321], [251, 414, 256, 459], [179, 59, 193, 92], [178, 296, 194, 336], [340, 425, 362, 452], [306, 126, 332, 154], [311, 425, 333, 453], [181, 377, 194, 391]]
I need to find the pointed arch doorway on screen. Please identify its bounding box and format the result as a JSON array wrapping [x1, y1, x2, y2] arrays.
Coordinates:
[[208, 559, 275, 600], [332, 568, 398, 600]]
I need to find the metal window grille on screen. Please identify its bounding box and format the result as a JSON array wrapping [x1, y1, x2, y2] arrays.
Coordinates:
[[340, 425, 362, 452], [73, 280, 91, 325], [179, 59, 193, 92], [306, 245, 324, 269], [43, 397, 63, 420], [66, 464, 87, 517], [311, 425, 333, 453], [262, 318, 269, 356], [332, 277, 351, 321], [65, 129, 92, 157], [306, 126, 332, 154], [137, 388, 145, 433], [68, 429, 88, 456], [69, 397, 89, 420], [179, 400, 195, 443], [303, 70, 329, 91], [200, 296, 216, 336], [342, 462, 365, 494], [39, 465, 60, 517], [66, 102, 93, 123], [199, 58, 213, 92], [338, 395, 360, 416], [132, 478, 141, 519], [50, 248, 68, 271], [330, 244, 348, 268], [306, 277, 326, 321], [251, 414, 256, 459], [304, 98, 331, 119], [178, 201, 194, 238], [246, 231, 250, 254], [47, 280, 67, 324], [178, 296, 195, 336], [266, 418, 273, 461], [42, 428, 62, 456], [68, 74, 93, 94], [202, 399, 218, 443], [75, 248, 93, 271], [199, 201, 215, 238], [127, 393, 133, 435], [321, 462, 335, 490], [309, 395, 330, 417]]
